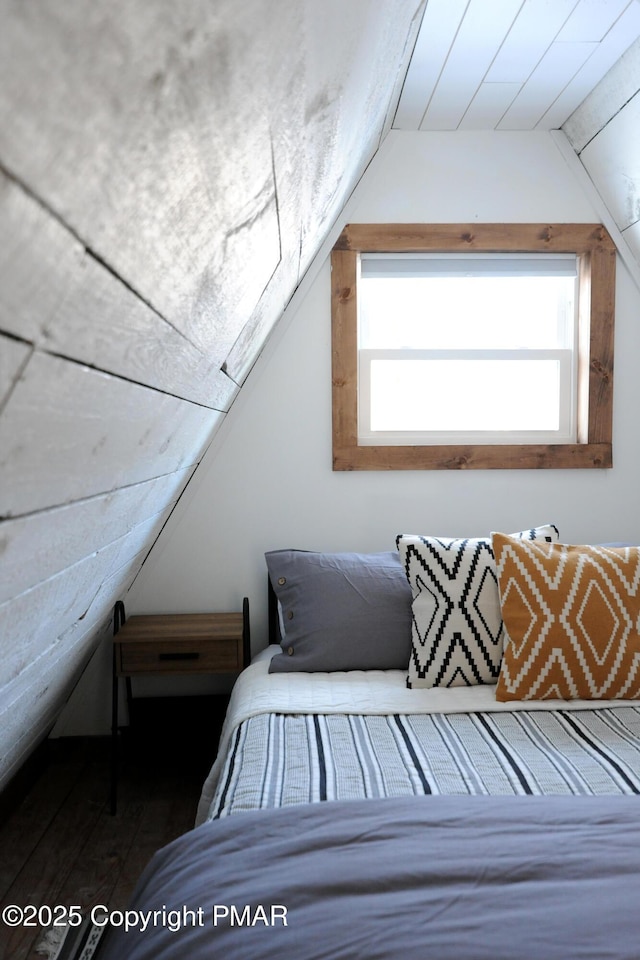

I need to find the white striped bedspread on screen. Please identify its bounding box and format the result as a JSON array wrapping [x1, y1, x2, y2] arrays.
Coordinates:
[[208, 705, 640, 819]]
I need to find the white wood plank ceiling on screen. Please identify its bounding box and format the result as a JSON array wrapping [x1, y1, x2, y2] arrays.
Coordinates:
[[395, 0, 640, 131]]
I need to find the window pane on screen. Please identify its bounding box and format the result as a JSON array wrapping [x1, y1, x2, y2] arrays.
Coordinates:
[[369, 358, 561, 432], [360, 274, 575, 351]]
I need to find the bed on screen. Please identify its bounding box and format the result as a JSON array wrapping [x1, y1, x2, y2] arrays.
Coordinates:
[[101, 529, 640, 960]]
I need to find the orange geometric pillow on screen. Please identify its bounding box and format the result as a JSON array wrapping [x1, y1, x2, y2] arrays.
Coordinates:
[[492, 534, 640, 702]]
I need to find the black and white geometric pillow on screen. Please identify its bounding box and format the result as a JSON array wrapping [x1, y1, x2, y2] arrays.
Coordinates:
[[396, 525, 559, 688]]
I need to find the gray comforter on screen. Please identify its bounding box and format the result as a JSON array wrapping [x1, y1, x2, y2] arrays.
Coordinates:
[[101, 794, 640, 959]]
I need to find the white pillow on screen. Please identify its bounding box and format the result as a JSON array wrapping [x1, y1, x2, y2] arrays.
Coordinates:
[[396, 525, 560, 688]]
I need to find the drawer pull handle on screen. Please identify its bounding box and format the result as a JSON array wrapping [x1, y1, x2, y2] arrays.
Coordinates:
[[158, 652, 200, 661]]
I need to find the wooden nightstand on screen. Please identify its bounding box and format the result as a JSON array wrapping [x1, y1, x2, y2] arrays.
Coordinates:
[[110, 600, 250, 813]]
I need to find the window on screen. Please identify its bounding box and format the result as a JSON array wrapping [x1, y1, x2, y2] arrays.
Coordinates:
[[331, 224, 615, 471], [359, 253, 578, 445]]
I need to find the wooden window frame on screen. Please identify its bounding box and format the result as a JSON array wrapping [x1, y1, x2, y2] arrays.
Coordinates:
[[331, 223, 616, 471]]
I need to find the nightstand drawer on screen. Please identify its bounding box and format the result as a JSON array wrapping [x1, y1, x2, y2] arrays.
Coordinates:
[[119, 638, 242, 674], [111, 602, 250, 815]]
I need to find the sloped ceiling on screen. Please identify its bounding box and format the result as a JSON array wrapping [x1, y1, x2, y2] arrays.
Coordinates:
[[395, 0, 640, 131], [2, 0, 640, 794], [0, 0, 424, 790]]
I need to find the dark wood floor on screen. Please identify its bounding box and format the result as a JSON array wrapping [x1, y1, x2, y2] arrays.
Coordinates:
[[0, 697, 226, 960]]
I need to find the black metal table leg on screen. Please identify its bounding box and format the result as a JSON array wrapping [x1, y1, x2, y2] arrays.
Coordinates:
[[110, 601, 126, 815]]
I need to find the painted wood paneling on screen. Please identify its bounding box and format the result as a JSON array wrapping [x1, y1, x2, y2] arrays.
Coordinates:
[[0, 468, 192, 604], [0, 0, 282, 363], [560, 27, 640, 287], [214, 0, 426, 382], [297, 2, 426, 275], [0, 0, 427, 788], [222, 5, 309, 383], [458, 83, 522, 130], [0, 173, 236, 410], [0, 336, 30, 410], [394, 0, 640, 132], [498, 42, 598, 129], [486, 1, 579, 83], [623, 219, 640, 263], [0, 619, 114, 790], [0, 0, 424, 382], [0, 639, 102, 790], [393, 0, 470, 130], [2, 538, 152, 724], [557, 0, 631, 42], [0, 517, 175, 744], [551, 129, 640, 295], [0, 626, 107, 752], [541, 5, 640, 130], [0, 353, 220, 517], [0, 534, 160, 791], [0, 1, 421, 374], [579, 91, 640, 230], [420, 0, 523, 130], [0, 513, 173, 690], [223, 266, 295, 386], [563, 35, 640, 150]]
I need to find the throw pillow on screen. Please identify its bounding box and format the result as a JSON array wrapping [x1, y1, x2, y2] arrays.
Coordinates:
[[266, 550, 413, 673], [397, 525, 559, 688], [493, 535, 640, 701]]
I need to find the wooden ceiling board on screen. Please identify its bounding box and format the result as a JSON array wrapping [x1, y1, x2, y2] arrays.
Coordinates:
[[420, 0, 524, 130], [392, 0, 469, 130], [556, 0, 632, 42], [0, 0, 423, 375], [394, 0, 640, 132], [498, 40, 598, 128], [222, 264, 296, 385], [0, 353, 220, 518], [0, 518, 165, 688], [563, 34, 640, 149], [225, 0, 425, 383], [546, 6, 640, 131], [0, 337, 30, 411], [298, 3, 424, 267], [0, 175, 237, 411], [486, 0, 581, 82], [458, 82, 522, 129], [0, 0, 282, 362], [223, 28, 308, 380], [0, 468, 192, 604]]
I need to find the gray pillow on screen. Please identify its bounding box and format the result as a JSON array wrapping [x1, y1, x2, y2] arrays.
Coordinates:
[[266, 550, 412, 673]]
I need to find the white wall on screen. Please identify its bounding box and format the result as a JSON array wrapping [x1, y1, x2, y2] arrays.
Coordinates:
[[61, 129, 640, 732]]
